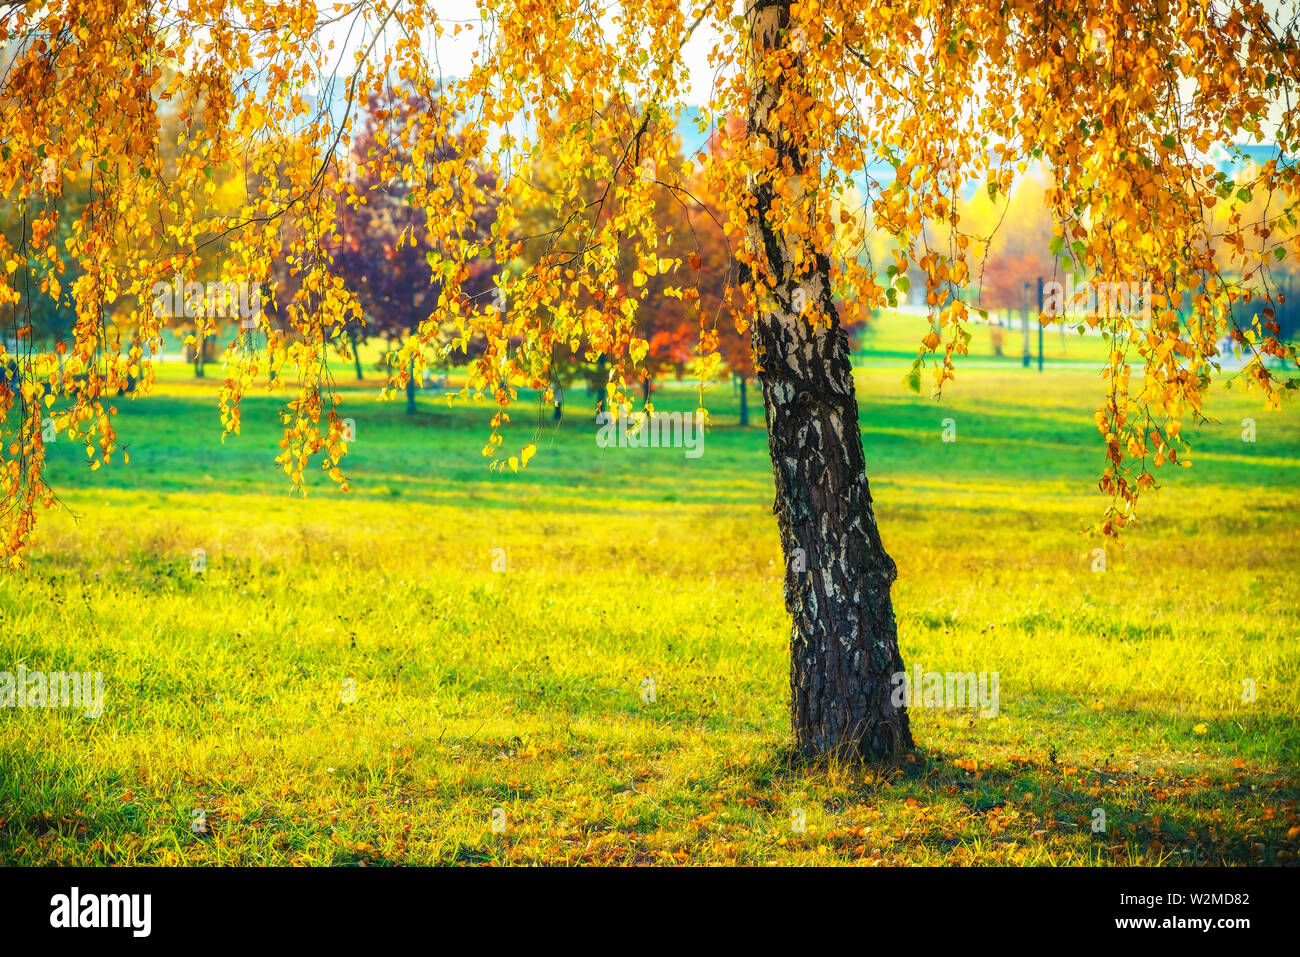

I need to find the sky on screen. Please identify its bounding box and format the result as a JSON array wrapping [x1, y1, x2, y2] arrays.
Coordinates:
[[314, 0, 730, 104], [303, 0, 1295, 154]]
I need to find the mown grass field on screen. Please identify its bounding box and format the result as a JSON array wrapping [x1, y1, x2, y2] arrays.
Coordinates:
[[1, 314, 1298, 865]]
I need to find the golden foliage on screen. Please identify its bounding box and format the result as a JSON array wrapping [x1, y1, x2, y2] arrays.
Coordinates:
[[1, 0, 1298, 560]]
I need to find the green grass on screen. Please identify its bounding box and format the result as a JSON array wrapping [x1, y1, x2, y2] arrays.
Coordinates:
[[854, 307, 1111, 367], [1, 318, 1298, 865]]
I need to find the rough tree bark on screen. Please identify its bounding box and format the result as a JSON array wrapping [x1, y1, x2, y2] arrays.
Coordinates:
[[745, 0, 912, 762]]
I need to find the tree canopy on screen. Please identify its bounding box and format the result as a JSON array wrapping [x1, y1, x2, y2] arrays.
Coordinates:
[[1, 0, 1299, 564]]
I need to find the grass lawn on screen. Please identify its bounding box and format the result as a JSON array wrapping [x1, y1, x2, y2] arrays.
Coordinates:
[[1, 317, 1298, 865]]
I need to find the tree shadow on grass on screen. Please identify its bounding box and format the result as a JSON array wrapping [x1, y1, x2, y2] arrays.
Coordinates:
[[741, 739, 1299, 864]]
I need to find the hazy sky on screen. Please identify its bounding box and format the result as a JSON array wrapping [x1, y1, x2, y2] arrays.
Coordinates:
[[300, 0, 1293, 152], [314, 0, 729, 103]]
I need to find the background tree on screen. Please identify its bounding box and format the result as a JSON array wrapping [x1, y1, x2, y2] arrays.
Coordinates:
[[327, 87, 501, 412], [510, 100, 712, 414], [0, 149, 83, 384]]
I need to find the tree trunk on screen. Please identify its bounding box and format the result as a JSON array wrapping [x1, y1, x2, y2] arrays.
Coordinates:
[[738, 376, 749, 427], [745, 0, 911, 763], [194, 332, 205, 378], [1022, 284, 1032, 367], [406, 356, 416, 414], [349, 328, 364, 381]]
